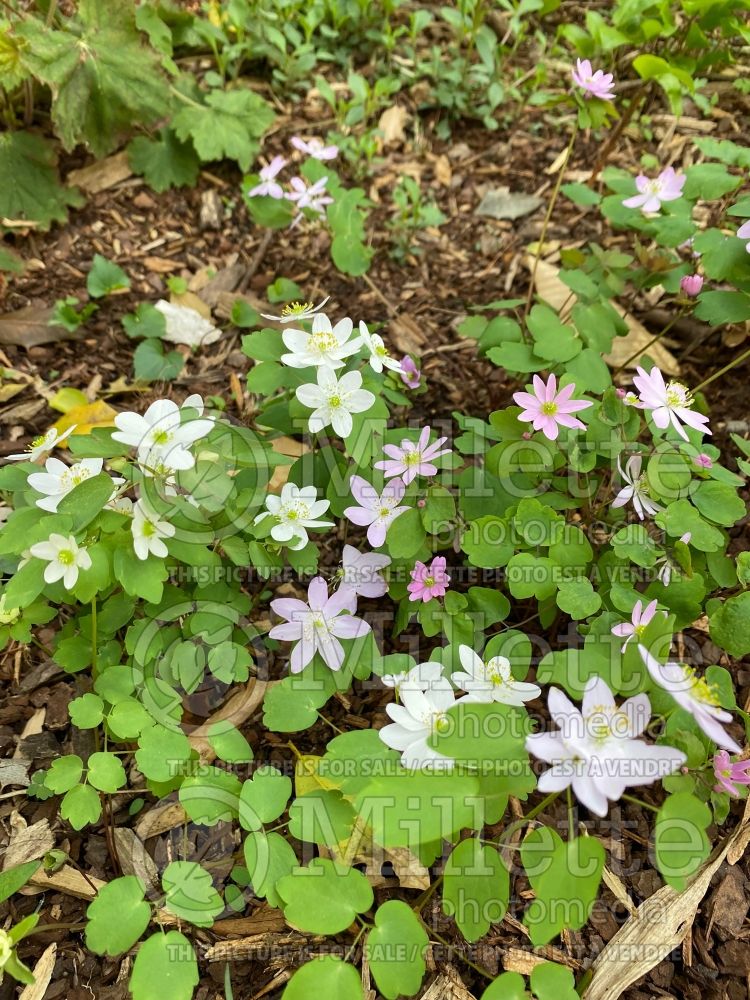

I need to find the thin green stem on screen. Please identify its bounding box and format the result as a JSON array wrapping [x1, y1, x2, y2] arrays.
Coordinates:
[[622, 793, 659, 813], [612, 308, 684, 376], [497, 790, 561, 848], [693, 345, 750, 394], [343, 924, 367, 964], [567, 786, 575, 839], [90, 598, 98, 675]]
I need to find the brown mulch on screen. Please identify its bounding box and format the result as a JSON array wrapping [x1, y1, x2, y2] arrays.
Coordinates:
[[2, 91, 750, 1000]]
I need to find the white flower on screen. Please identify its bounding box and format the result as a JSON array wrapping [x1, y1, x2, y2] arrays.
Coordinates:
[[296, 366, 375, 438], [632, 366, 711, 441], [526, 677, 686, 816], [131, 500, 175, 560], [358, 321, 402, 374], [29, 533, 92, 590], [261, 297, 330, 324], [281, 313, 361, 369], [255, 483, 333, 551], [286, 176, 333, 226], [154, 300, 222, 348], [182, 393, 207, 415], [6, 425, 76, 463], [453, 645, 541, 706], [27, 457, 103, 512], [340, 545, 390, 598], [290, 136, 338, 160], [379, 671, 457, 771], [381, 660, 444, 690], [639, 645, 741, 752], [611, 455, 661, 520], [112, 398, 213, 476], [0, 594, 21, 626]]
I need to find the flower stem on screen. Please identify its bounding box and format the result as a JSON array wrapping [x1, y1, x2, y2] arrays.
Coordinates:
[[692, 344, 750, 394], [567, 786, 575, 839], [612, 308, 684, 377], [621, 792, 659, 813], [90, 598, 98, 675]]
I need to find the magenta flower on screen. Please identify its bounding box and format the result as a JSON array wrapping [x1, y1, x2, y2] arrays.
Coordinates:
[[246, 155, 287, 199], [713, 751, 750, 797], [737, 220, 750, 251], [622, 167, 685, 214], [407, 556, 451, 603], [400, 356, 421, 389], [680, 274, 704, 297], [291, 136, 339, 160], [513, 374, 592, 441], [344, 476, 410, 548], [611, 598, 662, 652], [269, 576, 370, 673], [632, 365, 711, 441], [287, 176, 333, 227], [571, 59, 615, 100], [693, 453, 713, 470], [375, 426, 451, 486]]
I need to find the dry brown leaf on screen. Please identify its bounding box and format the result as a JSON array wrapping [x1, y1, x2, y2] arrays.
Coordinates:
[[19, 943, 57, 1000], [434, 154, 452, 187], [378, 104, 410, 147], [172, 289, 213, 320], [267, 437, 309, 493], [0, 382, 25, 403], [0, 304, 81, 348], [135, 800, 188, 841], [602, 865, 637, 917], [582, 821, 749, 1000], [113, 827, 160, 892], [205, 930, 315, 962], [420, 965, 477, 1000], [143, 255, 180, 273], [66, 152, 132, 194], [212, 906, 287, 938], [527, 258, 681, 375], [3, 815, 54, 870], [390, 313, 426, 355]]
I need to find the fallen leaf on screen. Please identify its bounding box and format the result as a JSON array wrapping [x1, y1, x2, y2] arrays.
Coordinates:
[[390, 313, 426, 355], [155, 299, 222, 347], [0, 304, 81, 347], [3, 815, 54, 869], [434, 154, 452, 187], [113, 827, 160, 892], [527, 258, 681, 375], [0, 382, 24, 402], [143, 255, 181, 273], [135, 800, 189, 841], [268, 436, 309, 493], [66, 151, 132, 194], [52, 399, 118, 442], [378, 104, 410, 147], [476, 187, 544, 221], [171, 290, 212, 320], [19, 943, 57, 1000]]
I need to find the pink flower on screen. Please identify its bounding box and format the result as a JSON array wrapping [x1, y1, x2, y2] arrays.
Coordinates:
[[400, 356, 421, 389], [407, 556, 451, 603], [375, 426, 451, 486], [286, 176, 333, 227], [571, 59, 615, 101], [694, 453, 713, 470], [269, 576, 371, 673], [513, 374, 592, 441], [680, 274, 704, 297], [611, 599, 662, 652], [340, 544, 390, 598], [622, 167, 685, 214], [246, 155, 287, 199], [290, 136, 339, 161], [713, 750, 750, 797], [344, 476, 410, 548], [632, 365, 711, 441], [737, 219, 750, 252]]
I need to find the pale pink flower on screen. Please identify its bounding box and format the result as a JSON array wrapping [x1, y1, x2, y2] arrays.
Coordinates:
[[407, 556, 451, 603], [399, 356, 421, 389], [737, 219, 750, 251], [632, 365, 711, 441], [622, 167, 685, 214], [571, 59, 615, 100], [344, 476, 410, 548], [375, 426, 451, 485], [611, 454, 661, 520], [513, 374, 592, 441], [639, 645, 741, 752], [286, 176, 333, 227], [611, 599, 662, 652], [713, 751, 750, 797], [680, 274, 704, 297], [340, 544, 390, 599], [290, 136, 339, 160], [269, 576, 370, 673], [694, 453, 713, 470], [246, 155, 287, 199]]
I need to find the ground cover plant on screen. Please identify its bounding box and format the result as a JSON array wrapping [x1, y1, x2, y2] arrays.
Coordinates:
[[1, 1, 750, 999]]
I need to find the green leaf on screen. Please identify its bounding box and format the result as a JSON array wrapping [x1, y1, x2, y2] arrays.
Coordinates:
[[366, 900, 429, 999], [709, 591, 750, 656], [462, 516, 514, 568], [162, 861, 224, 927], [283, 956, 363, 1000], [61, 783, 102, 830], [130, 931, 199, 1000], [0, 861, 41, 904], [87, 751, 127, 793], [328, 189, 373, 277], [276, 858, 374, 934], [239, 765, 292, 831], [86, 254, 130, 298], [385, 507, 425, 559], [656, 500, 724, 552], [527, 305, 581, 363], [263, 668, 335, 732], [128, 128, 201, 192], [206, 721, 254, 764], [45, 754, 84, 793], [443, 839, 509, 942], [123, 302, 167, 340], [0, 131, 83, 229], [561, 182, 601, 206], [692, 481, 744, 527], [115, 547, 168, 603], [655, 792, 711, 891], [530, 961, 578, 1000], [172, 87, 276, 170], [684, 163, 742, 201], [133, 339, 185, 382], [19, 1, 170, 156], [86, 876, 151, 955], [556, 577, 601, 620], [57, 472, 115, 529], [521, 829, 604, 945], [480, 972, 529, 1000], [244, 830, 298, 908], [179, 766, 242, 825], [695, 290, 750, 326]]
